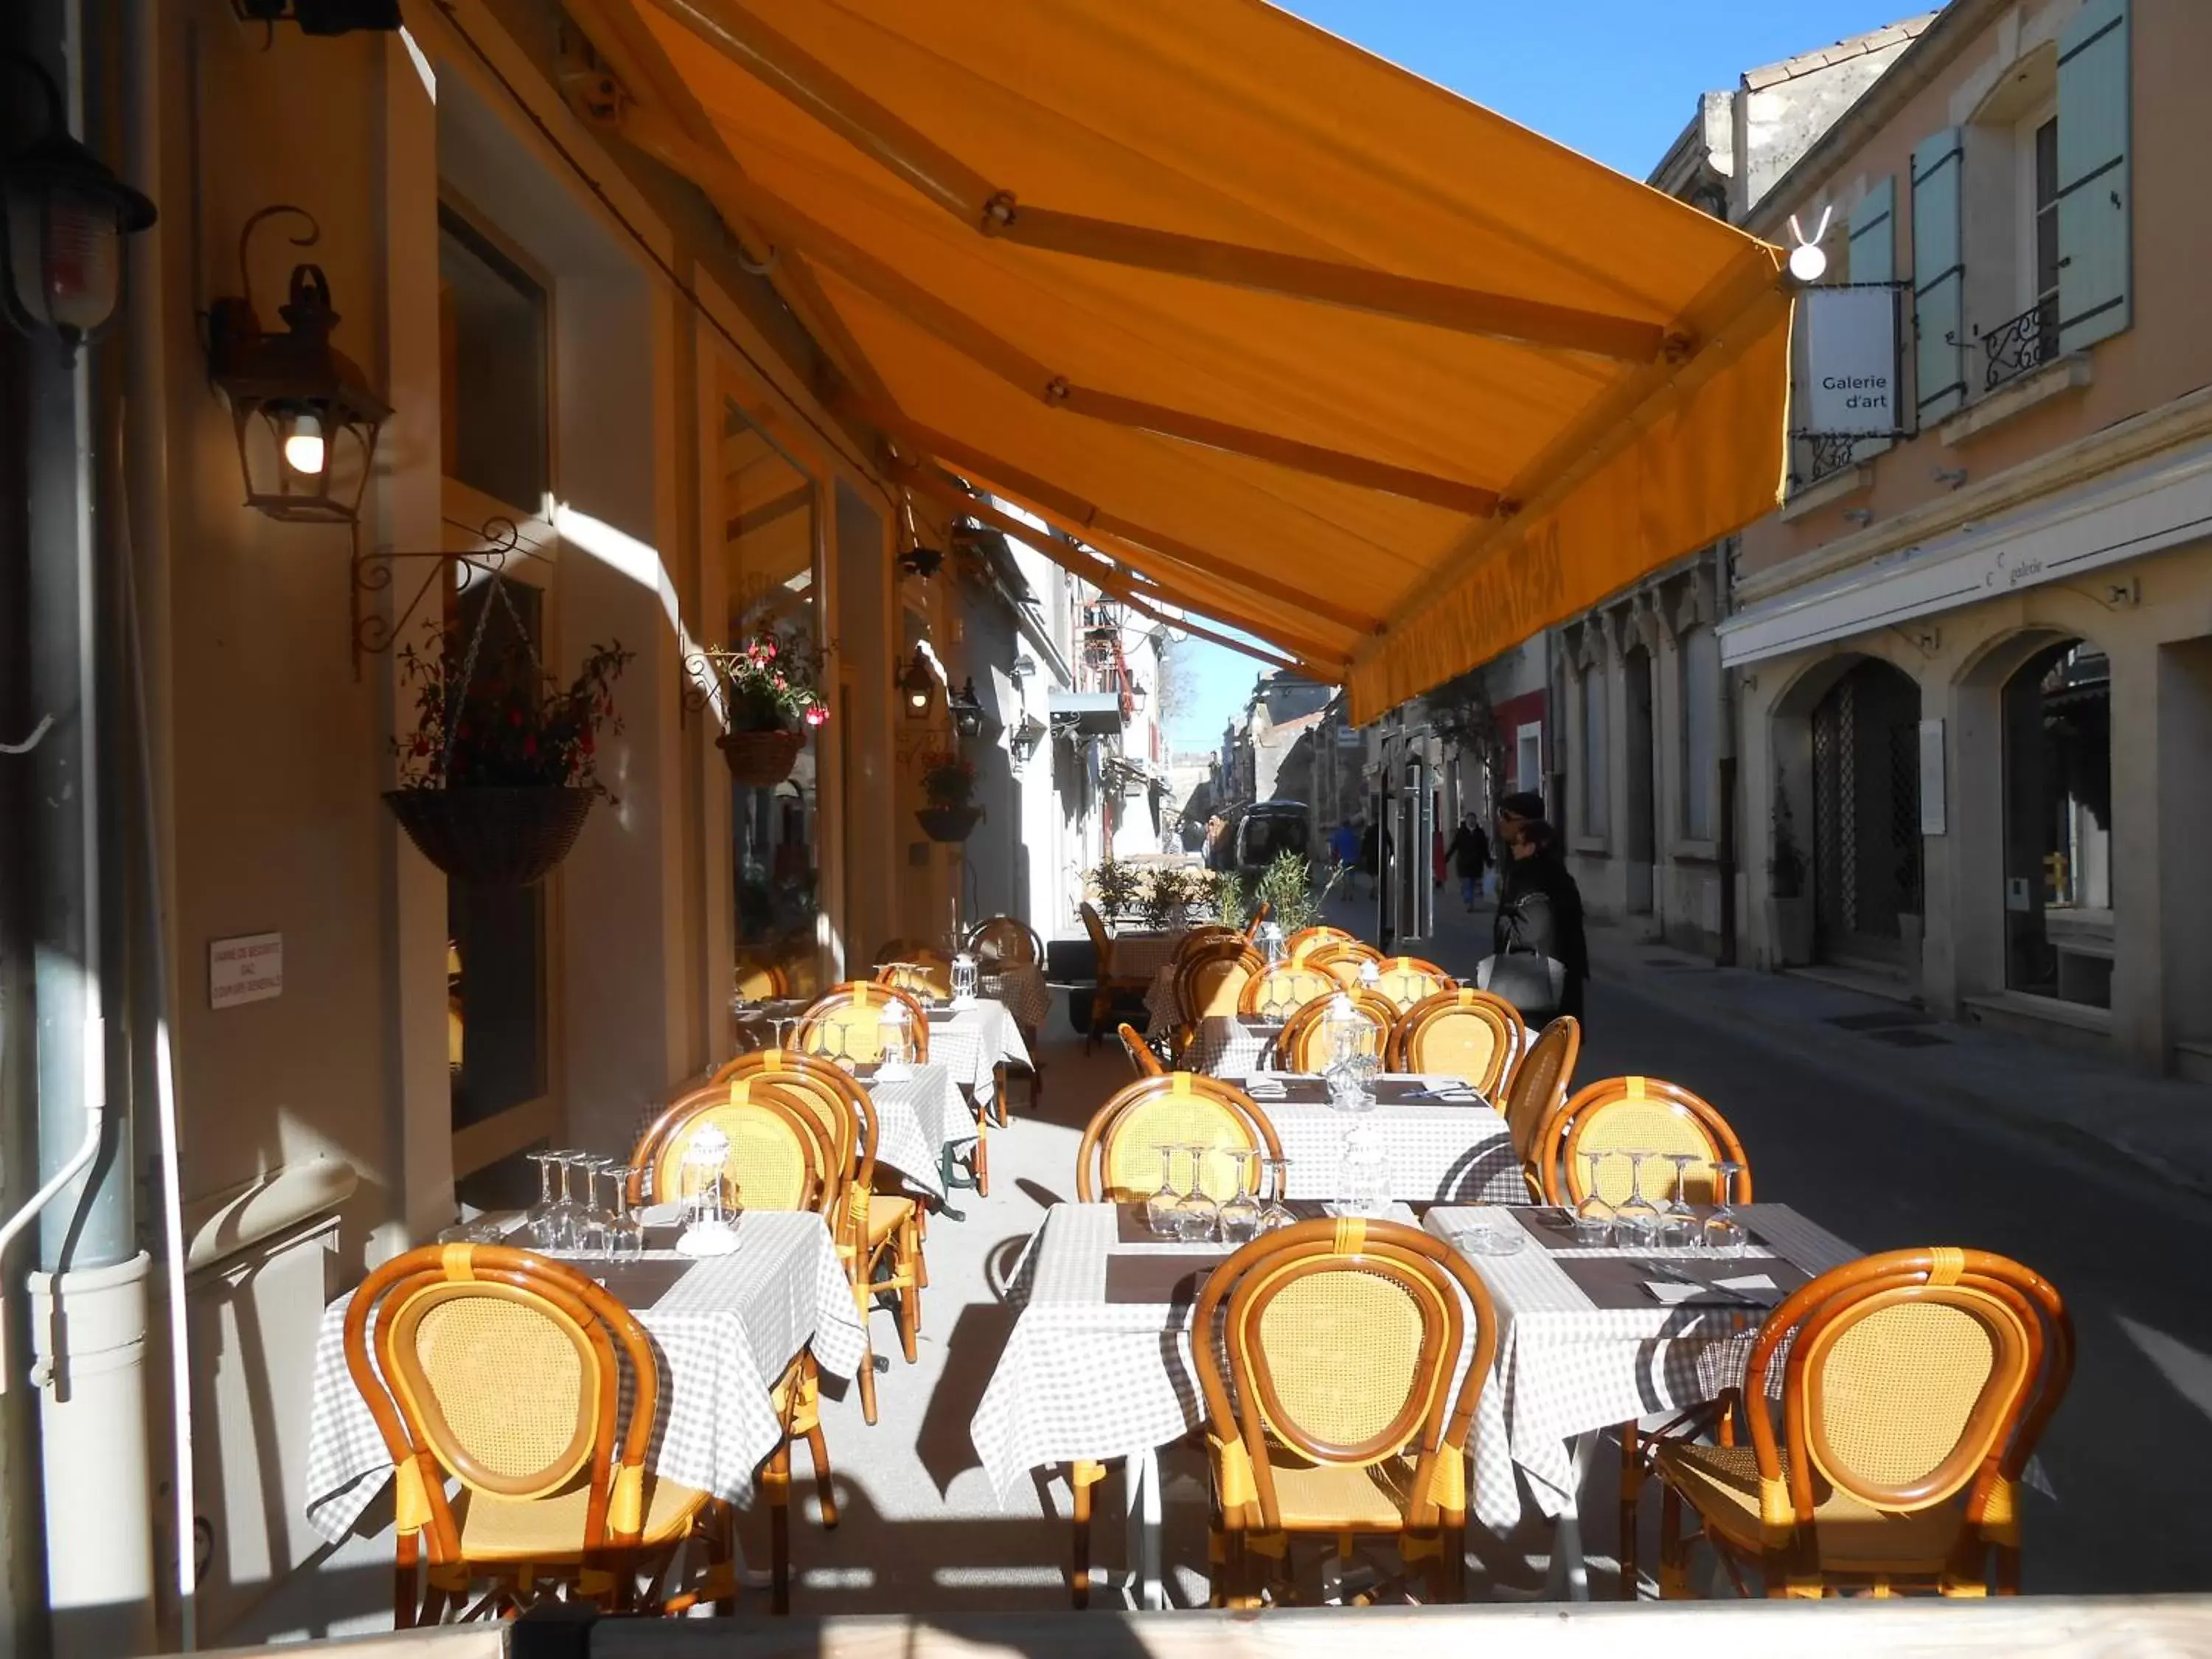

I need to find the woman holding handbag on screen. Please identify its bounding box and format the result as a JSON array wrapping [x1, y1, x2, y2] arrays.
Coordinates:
[[1489, 796, 1587, 1023]]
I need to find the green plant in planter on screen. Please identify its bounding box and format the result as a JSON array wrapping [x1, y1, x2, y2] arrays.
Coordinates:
[[919, 748, 978, 806], [1088, 855, 1142, 924], [703, 627, 829, 734], [1137, 867, 1189, 930], [391, 619, 633, 799], [1253, 849, 1332, 936], [1768, 766, 1807, 900]]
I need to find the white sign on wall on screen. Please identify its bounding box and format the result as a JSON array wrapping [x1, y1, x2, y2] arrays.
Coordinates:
[[1800, 287, 1898, 435], [209, 932, 283, 1009]]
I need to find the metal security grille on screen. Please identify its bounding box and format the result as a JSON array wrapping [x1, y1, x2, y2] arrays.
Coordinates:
[[1812, 675, 1851, 945], [1811, 663, 1921, 962]]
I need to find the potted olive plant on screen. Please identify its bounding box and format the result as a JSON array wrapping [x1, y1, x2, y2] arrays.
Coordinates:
[[917, 749, 984, 842], [703, 628, 828, 787], [384, 611, 633, 888]]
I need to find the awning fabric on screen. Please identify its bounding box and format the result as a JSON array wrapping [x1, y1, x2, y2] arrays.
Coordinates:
[[607, 0, 1792, 722]]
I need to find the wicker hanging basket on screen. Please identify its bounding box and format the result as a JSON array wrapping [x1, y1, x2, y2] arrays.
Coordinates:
[[383, 786, 595, 887], [718, 728, 806, 787], [917, 803, 984, 843]]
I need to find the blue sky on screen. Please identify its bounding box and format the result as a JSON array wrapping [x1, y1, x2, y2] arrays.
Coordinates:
[[1165, 0, 1930, 748]]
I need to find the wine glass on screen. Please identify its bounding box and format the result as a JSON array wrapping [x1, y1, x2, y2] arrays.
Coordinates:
[[607, 1166, 647, 1259], [1259, 1157, 1297, 1234], [1613, 1151, 1663, 1249], [1335, 1123, 1388, 1218], [526, 1150, 563, 1245], [1173, 1144, 1222, 1242], [1572, 1149, 1616, 1245], [770, 1015, 798, 1054], [548, 1151, 590, 1249], [576, 1158, 620, 1259], [1218, 1150, 1264, 1245], [1145, 1146, 1182, 1237], [1657, 1153, 1703, 1249], [1703, 1161, 1747, 1257]]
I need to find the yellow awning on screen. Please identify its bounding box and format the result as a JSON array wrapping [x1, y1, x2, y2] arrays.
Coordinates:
[[592, 0, 1792, 721]]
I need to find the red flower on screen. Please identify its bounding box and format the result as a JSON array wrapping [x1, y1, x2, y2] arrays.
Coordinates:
[[523, 737, 538, 757], [508, 707, 524, 727]]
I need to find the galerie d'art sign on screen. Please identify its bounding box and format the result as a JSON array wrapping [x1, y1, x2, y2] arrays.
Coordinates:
[[1800, 287, 1897, 436]]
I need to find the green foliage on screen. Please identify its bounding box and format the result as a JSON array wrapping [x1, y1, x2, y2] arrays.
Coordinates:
[[1088, 855, 1144, 923], [1769, 765, 1806, 899], [1247, 849, 1337, 936]]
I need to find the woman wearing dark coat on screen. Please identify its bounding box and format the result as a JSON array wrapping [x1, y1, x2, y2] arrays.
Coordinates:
[[1492, 797, 1588, 1022], [1441, 812, 1490, 911]]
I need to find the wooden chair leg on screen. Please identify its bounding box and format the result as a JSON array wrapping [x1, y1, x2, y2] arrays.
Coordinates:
[[897, 1266, 922, 1363], [973, 1113, 991, 1196], [1619, 1422, 1640, 1599], [1658, 1482, 1688, 1600], [767, 1444, 793, 1615], [1070, 1461, 1097, 1609], [394, 1533, 420, 1630], [857, 1329, 880, 1425], [707, 1500, 738, 1616], [807, 1422, 838, 1528]]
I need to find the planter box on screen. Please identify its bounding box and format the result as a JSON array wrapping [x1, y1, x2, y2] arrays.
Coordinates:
[[917, 804, 984, 843]]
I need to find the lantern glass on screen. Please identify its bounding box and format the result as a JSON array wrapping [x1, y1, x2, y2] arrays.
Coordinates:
[[7, 179, 120, 341], [282, 408, 327, 476]]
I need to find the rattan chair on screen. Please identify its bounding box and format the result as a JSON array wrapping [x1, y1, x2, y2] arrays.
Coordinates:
[[1390, 989, 1524, 1095], [793, 981, 932, 1069], [1646, 1248, 2072, 1599], [1079, 901, 1155, 1051], [1237, 961, 1338, 1023], [1276, 988, 1398, 1074], [1194, 1217, 1499, 1605], [1283, 925, 1355, 961], [1169, 924, 1247, 966], [1303, 939, 1385, 987], [686, 1052, 926, 1427], [1074, 1073, 1281, 1203], [1173, 939, 1265, 1054], [1117, 1021, 1166, 1078], [1552, 1076, 1751, 1208], [1368, 956, 1456, 1012], [733, 957, 789, 1002], [967, 915, 1047, 1110], [342, 1244, 737, 1624], [1498, 1016, 1581, 1198], [1242, 898, 1271, 941]]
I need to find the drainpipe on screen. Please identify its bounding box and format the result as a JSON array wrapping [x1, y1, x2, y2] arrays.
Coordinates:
[[0, 2, 158, 1650]]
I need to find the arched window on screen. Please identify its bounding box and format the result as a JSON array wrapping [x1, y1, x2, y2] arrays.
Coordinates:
[[1579, 666, 1607, 836], [2003, 639, 2112, 1007]]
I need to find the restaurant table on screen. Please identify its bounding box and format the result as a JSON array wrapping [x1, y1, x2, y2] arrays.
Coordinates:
[[923, 999, 1034, 1102], [1110, 931, 1182, 982], [970, 1200, 1472, 1609], [1419, 1202, 1858, 1599], [1243, 1073, 1523, 1203], [978, 964, 1052, 1031], [1141, 965, 1181, 1038], [302, 1211, 866, 1545]]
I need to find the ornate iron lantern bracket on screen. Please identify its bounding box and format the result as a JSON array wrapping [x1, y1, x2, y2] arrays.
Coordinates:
[[351, 515, 549, 679]]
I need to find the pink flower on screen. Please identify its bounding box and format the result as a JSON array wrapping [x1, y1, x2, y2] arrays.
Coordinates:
[[804, 706, 828, 727]]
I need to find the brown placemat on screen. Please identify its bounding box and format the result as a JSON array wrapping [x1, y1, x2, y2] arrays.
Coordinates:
[[1104, 1252, 1226, 1306], [1517, 1206, 1771, 1253], [1555, 1253, 1809, 1312], [581, 1259, 698, 1311], [1248, 1076, 1484, 1107], [1113, 1199, 1426, 1244]]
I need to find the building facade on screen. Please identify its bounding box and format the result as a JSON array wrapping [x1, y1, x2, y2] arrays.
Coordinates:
[[1723, 0, 2212, 1078]]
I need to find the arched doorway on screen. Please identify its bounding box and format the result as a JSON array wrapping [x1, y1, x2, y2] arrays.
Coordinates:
[[1810, 658, 1922, 964], [2003, 639, 2112, 1007]]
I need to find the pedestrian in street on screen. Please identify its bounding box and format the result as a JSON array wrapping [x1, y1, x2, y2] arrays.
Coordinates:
[[1357, 818, 1385, 900], [1432, 821, 1447, 890], [1442, 810, 1491, 911], [1328, 816, 1360, 895], [1203, 813, 1234, 873], [1494, 793, 1587, 1021]]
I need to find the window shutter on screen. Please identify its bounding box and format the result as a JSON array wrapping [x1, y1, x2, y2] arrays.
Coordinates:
[[1848, 177, 1897, 459], [1910, 129, 1966, 427], [2056, 0, 2132, 353]]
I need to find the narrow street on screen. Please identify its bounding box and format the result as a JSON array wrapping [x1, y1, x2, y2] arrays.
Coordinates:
[[1401, 888, 2212, 1593]]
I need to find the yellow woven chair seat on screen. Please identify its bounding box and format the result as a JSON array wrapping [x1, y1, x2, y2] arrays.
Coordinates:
[[453, 1472, 709, 1562], [1652, 1443, 1964, 1573], [1262, 1450, 1423, 1531], [866, 1194, 916, 1248]]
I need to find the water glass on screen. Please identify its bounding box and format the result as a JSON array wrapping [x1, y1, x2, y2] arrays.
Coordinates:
[[1571, 1149, 1615, 1245], [1613, 1150, 1663, 1249], [1218, 1151, 1264, 1245], [1335, 1122, 1388, 1217], [1657, 1153, 1703, 1249], [1145, 1147, 1182, 1237], [1702, 1161, 1747, 1257], [1259, 1157, 1297, 1234], [1172, 1144, 1222, 1242]]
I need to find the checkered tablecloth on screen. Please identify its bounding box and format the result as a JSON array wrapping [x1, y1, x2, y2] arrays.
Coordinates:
[[866, 1063, 970, 1200], [1110, 931, 1182, 981], [1419, 1203, 1858, 1531], [925, 1001, 1035, 1098], [978, 965, 1051, 1032], [1245, 1077, 1523, 1204], [302, 1212, 866, 1543], [1183, 1016, 1279, 1079], [970, 1203, 1484, 1507], [1141, 966, 1182, 1039]]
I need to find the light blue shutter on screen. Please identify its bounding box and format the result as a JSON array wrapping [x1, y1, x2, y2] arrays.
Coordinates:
[[2056, 0, 2132, 352], [1848, 177, 1897, 459], [1911, 129, 1966, 426]]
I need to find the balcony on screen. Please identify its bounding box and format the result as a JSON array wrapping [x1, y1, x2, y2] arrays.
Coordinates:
[[1983, 299, 2058, 393]]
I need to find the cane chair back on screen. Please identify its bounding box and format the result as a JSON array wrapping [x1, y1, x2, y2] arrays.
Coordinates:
[[1556, 1077, 1750, 1207], [1238, 962, 1338, 1022], [1392, 990, 1523, 1095], [967, 914, 1043, 970], [1653, 1249, 2070, 1596], [1284, 925, 1355, 962], [343, 1245, 700, 1587], [1500, 1017, 1581, 1163], [700, 1049, 875, 1186], [1242, 899, 1271, 942], [1176, 940, 1264, 1029], [1277, 990, 1398, 1074], [876, 952, 952, 1001], [733, 956, 789, 1002], [1079, 902, 1119, 976], [1117, 1022, 1165, 1078], [1170, 924, 1245, 967], [1076, 1074, 1281, 1203], [1193, 1220, 1496, 1555], [793, 981, 932, 1068], [872, 937, 936, 967], [1303, 939, 1385, 987], [1369, 956, 1455, 1012], [635, 1080, 834, 1220]]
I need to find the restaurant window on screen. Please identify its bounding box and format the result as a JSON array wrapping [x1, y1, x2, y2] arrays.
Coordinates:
[[725, 389, 824, 998], [2003, 639, 2112, 1009], [1578, 666, 1606, 837], [439, 202, 550, 515], [1680, 625, 1721, 841]]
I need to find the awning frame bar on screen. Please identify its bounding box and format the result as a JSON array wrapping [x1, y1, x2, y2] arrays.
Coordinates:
[[637, 0, 1674, 362]]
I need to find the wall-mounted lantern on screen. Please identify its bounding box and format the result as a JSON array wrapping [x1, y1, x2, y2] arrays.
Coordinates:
[[0, 52, 157, 355], [899, 646, 936, 720], [206, 206, 390, 524], [898, 542, 945, 580], [947, 678, 1001, 742]]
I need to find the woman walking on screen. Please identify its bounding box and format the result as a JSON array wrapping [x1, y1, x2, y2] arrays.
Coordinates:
[[1441, 811, 1490, 911], [1492, 792, 1588, 1021]]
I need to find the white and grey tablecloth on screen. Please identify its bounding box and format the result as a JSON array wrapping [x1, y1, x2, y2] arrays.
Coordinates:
[[303, 1212, 866, 1543], [1245, 1075, 1523, 1204], [865, 1063, 971, 1200], [1110, 931, 1183, 983], [924, 1001, 1036, 1100], [1419, 1203, 1858, 1531], [970, 1203, 1483, 1507], [1141, 966, 1182, 1038], [978, 965, 1052, 1032]]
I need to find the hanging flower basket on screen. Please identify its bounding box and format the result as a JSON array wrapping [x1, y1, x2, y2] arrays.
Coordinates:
[[718, 728, 806, 787], [917, 804, 984, 843], [384, 785, 595, 887]]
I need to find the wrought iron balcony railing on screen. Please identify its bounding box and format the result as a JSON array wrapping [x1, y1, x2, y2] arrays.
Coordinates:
[[1789, 431, 1860, 493], [1984, 299, 2056, 392]]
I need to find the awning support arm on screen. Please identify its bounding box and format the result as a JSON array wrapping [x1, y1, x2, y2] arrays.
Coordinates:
[[1116, 590, 1314, 681], [637, 0, 1672, 362]]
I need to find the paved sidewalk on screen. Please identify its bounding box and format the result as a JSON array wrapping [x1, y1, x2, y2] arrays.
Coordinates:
[[1338, 882, 2212, 1204]]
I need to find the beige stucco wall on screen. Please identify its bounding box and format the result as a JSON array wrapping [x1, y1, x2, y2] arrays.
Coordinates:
[[1740, 0, 2212, 584]]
